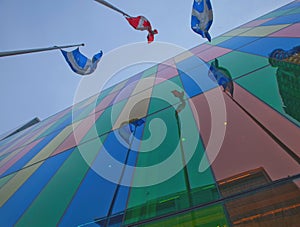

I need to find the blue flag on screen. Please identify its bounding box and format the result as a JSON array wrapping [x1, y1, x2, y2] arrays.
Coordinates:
[[191, 0, 213, 42], [61, 48, 103, 75]]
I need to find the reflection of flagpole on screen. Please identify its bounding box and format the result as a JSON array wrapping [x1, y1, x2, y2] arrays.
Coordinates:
[[175, 112, 193, 204], [175, 111, 197, 227], [227, 93, 300, 165], [94, 0, 131, 17], [101, 121, 140, 227], [172, 90, 196, 226], [0, 43, 84, 58]]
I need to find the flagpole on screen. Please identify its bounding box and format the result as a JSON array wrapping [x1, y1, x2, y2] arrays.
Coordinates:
[[0, 43, 84, 58], [94, 0, 131, 17]]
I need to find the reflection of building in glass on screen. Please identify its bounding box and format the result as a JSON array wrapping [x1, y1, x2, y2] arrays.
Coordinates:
[[1, 1, 300, 226], [219, 168, 300, 227], [269, 46, 300, 122], [97, 168, 300, 226]]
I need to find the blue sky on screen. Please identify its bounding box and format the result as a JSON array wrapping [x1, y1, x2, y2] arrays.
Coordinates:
[[0, 0, 294, 135]]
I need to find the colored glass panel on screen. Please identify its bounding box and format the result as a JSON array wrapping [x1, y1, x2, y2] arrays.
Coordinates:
[[211, 51, 269, 80], [139, 205, 229, 227], [194, 46, 232, 62], [53, 111, 104, 156], [278, 1, 300, 11], [216, 37, 260, 50], [240, 18, 273, 28], [222, 27, 252, 37], [124, 103, 220, 225], [232, 83, 300, 156], [239, 24, 289, 37], [238, 37, 300, 58], [190, 88, 300, 186], [174, 51, 194, 63], [258, 8, 295, 19], [236, 66, 300, 126], [270, 23, 300, 37], [94, 90, 120, 113], [190, 43, 213, 55], [81, 99, 127, 143], [142, 65, 158, 78], [0, 148, 73, 227], [131, 76, 156, 96], [0, 138, 42, 176], [210, 36, 232, 45], [261, 12, 300, 25], [0, 129, 62, 178], [148, 76, 184, 114], [112, 79, 139, 104], [0, 173, 15, 189], [15, 138, 105, 227], [155, 65, 178, 84], [113, 88, 152, 131]]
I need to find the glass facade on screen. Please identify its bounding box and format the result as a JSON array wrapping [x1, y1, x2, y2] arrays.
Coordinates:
[[1, 1, 300, 226]]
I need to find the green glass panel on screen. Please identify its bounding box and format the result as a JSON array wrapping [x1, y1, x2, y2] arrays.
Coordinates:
[[141, 204, 229, 227], [181, 106, 216, 190], [37, 111, 72, 139], [0, 173, 15, 189], [288, 7, 300, 15], [210, 36, 232, 45], [147, 76, 184, 115], [124, 100, 220, 225], [15, 136, 106, 227], [258, 8, 294, 19], [142, 65, 158, 78], [223, 27, 252, 37], [96, 86, 115, 106], [81, 99, 127, 143], [72, 100, 97, 123], [236, 66, 300, 126], [72, 94, 97, 112], [212, 51, 269, 79]]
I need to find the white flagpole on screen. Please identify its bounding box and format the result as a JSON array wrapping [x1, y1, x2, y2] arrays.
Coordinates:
[[94, 0, 131, 17], [0, 43, 84, 58]]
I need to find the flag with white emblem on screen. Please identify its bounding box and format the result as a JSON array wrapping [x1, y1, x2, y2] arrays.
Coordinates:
[[61, 48, 103, 75], [191, 0, 213, 42]]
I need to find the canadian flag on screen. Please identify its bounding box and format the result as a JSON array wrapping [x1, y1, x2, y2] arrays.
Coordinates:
[[126, 16, 158, 43]]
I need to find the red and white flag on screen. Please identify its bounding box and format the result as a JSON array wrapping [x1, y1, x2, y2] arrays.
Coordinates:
[[125, 16, 158, 43]]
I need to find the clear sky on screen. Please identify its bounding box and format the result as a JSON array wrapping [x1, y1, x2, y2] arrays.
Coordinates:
[[0, 0, 294, 135]]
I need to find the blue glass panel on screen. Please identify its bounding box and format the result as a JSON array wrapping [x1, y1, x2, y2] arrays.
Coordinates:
[[111, 144, 141, 215], [59, 167, 117, 226], [261, 12, 300, 25], [179, 68, 219, 98], [277, 2, 300, 11], [59, 123, 144, 226], [238, 37, 300, 58], [176, 56, 204, 74], [217, 37, 260, 50], [0, 148, 73, 227]]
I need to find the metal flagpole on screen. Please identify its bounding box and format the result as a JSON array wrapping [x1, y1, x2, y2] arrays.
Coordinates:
[[94, 0, 131, 17], [0, 43, 84, 58]]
